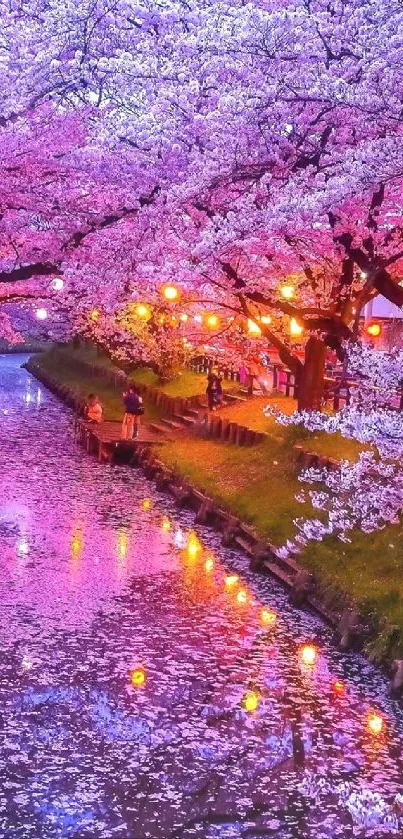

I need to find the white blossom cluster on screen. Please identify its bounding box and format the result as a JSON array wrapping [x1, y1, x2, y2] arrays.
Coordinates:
[[266, 344, 403, 554]]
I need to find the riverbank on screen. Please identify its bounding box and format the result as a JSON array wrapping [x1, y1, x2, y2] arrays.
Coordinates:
[[30, 345, 403, 661]]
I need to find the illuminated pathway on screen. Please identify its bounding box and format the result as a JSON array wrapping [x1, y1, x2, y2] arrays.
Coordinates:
[[0, 355, 403, 839]]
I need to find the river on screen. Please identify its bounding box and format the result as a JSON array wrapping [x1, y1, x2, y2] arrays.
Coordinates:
[[0, 354, 402, 839]]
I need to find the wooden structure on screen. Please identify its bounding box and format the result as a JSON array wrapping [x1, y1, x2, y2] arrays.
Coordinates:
[[74, 418, 165, 463]]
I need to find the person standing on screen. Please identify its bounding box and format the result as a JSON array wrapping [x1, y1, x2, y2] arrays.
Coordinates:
[[257, 362, 269, 394], [121, 384, 143, 439], [239, 362, 248, 387], [206, 369, 223, 411], [247, 359, 259, 397]]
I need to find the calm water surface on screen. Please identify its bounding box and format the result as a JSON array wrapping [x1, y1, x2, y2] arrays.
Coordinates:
[[0, 355, 403, 839]]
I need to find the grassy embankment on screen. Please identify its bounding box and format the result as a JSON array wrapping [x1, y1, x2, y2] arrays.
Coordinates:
[[33, 344, 403, 658]]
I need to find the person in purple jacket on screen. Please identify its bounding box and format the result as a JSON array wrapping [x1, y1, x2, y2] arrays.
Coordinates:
[[121, 384, 143, 439]]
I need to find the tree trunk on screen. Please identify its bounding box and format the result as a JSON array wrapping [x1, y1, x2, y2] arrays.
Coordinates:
[[296, 336, 326, 411]]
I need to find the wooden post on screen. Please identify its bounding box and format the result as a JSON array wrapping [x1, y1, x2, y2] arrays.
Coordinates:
[[235, 425, 247, 446], [212, 416, 222, 438], [228, 422, 238, 444]]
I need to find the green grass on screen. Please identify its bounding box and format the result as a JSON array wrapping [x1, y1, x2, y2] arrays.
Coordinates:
[[46, 342, 238, 399], [32, 344, 403, 656], [161, 436, 305, 545], [220, 395, 367, 461], [130, 367, 239, 398], [303, 431, 370, 462], [302, 531, 403, 659], [35, 349, 161, 424]]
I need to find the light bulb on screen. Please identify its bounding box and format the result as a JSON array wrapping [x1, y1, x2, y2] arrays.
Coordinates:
[[36, 308, 48, 321], [51, 278, 64, 291]]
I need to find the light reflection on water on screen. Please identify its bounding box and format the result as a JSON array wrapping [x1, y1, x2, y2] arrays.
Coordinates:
[[0, 354, 402, 839]]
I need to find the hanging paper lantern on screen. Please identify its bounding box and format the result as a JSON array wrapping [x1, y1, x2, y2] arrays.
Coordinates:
[[206, 314, 220, 329], [366, 322, 381, 338], [36, 308, 48, 321], [51, 277, 64, 291], [247, 319, 261, 336], [281, 285, 294, 300], [136, 303, 151, 320], [290, 317, 303, 337], [162, 284, 180, 301]]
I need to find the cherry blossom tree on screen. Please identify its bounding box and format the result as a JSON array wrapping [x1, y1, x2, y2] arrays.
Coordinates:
[[1, 0, 403, 408]]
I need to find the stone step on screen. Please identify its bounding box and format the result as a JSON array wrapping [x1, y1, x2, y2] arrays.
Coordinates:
[[174, 413, 197, 426], [223, 392, 248, 403], [238, 386, 266, 397], [160, 418, 186, 431], [185, 408, 200, 418], [149, 422, 172, 436]]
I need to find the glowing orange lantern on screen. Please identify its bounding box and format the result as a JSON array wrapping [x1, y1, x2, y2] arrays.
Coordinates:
[[243, 690, 259, 712], [142, 498, 151, 511], [162, 284, 179, 301], [225, 574, 239, 588], [300, 644, 317, 666], [366, 322, 381, 338], [206, 314, 219, 329], [290, 317, 303, 337], [261, 609, 277, 627], [247, 319, 261, 336], [136, 303, 151, 320], [367, 711, 384, 735], [281, 284, 294, 300], [205, 557, 214, 573], [236, 589, 247, 605], [260, 314, 272, 325], [131, 667, 146, 687]]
